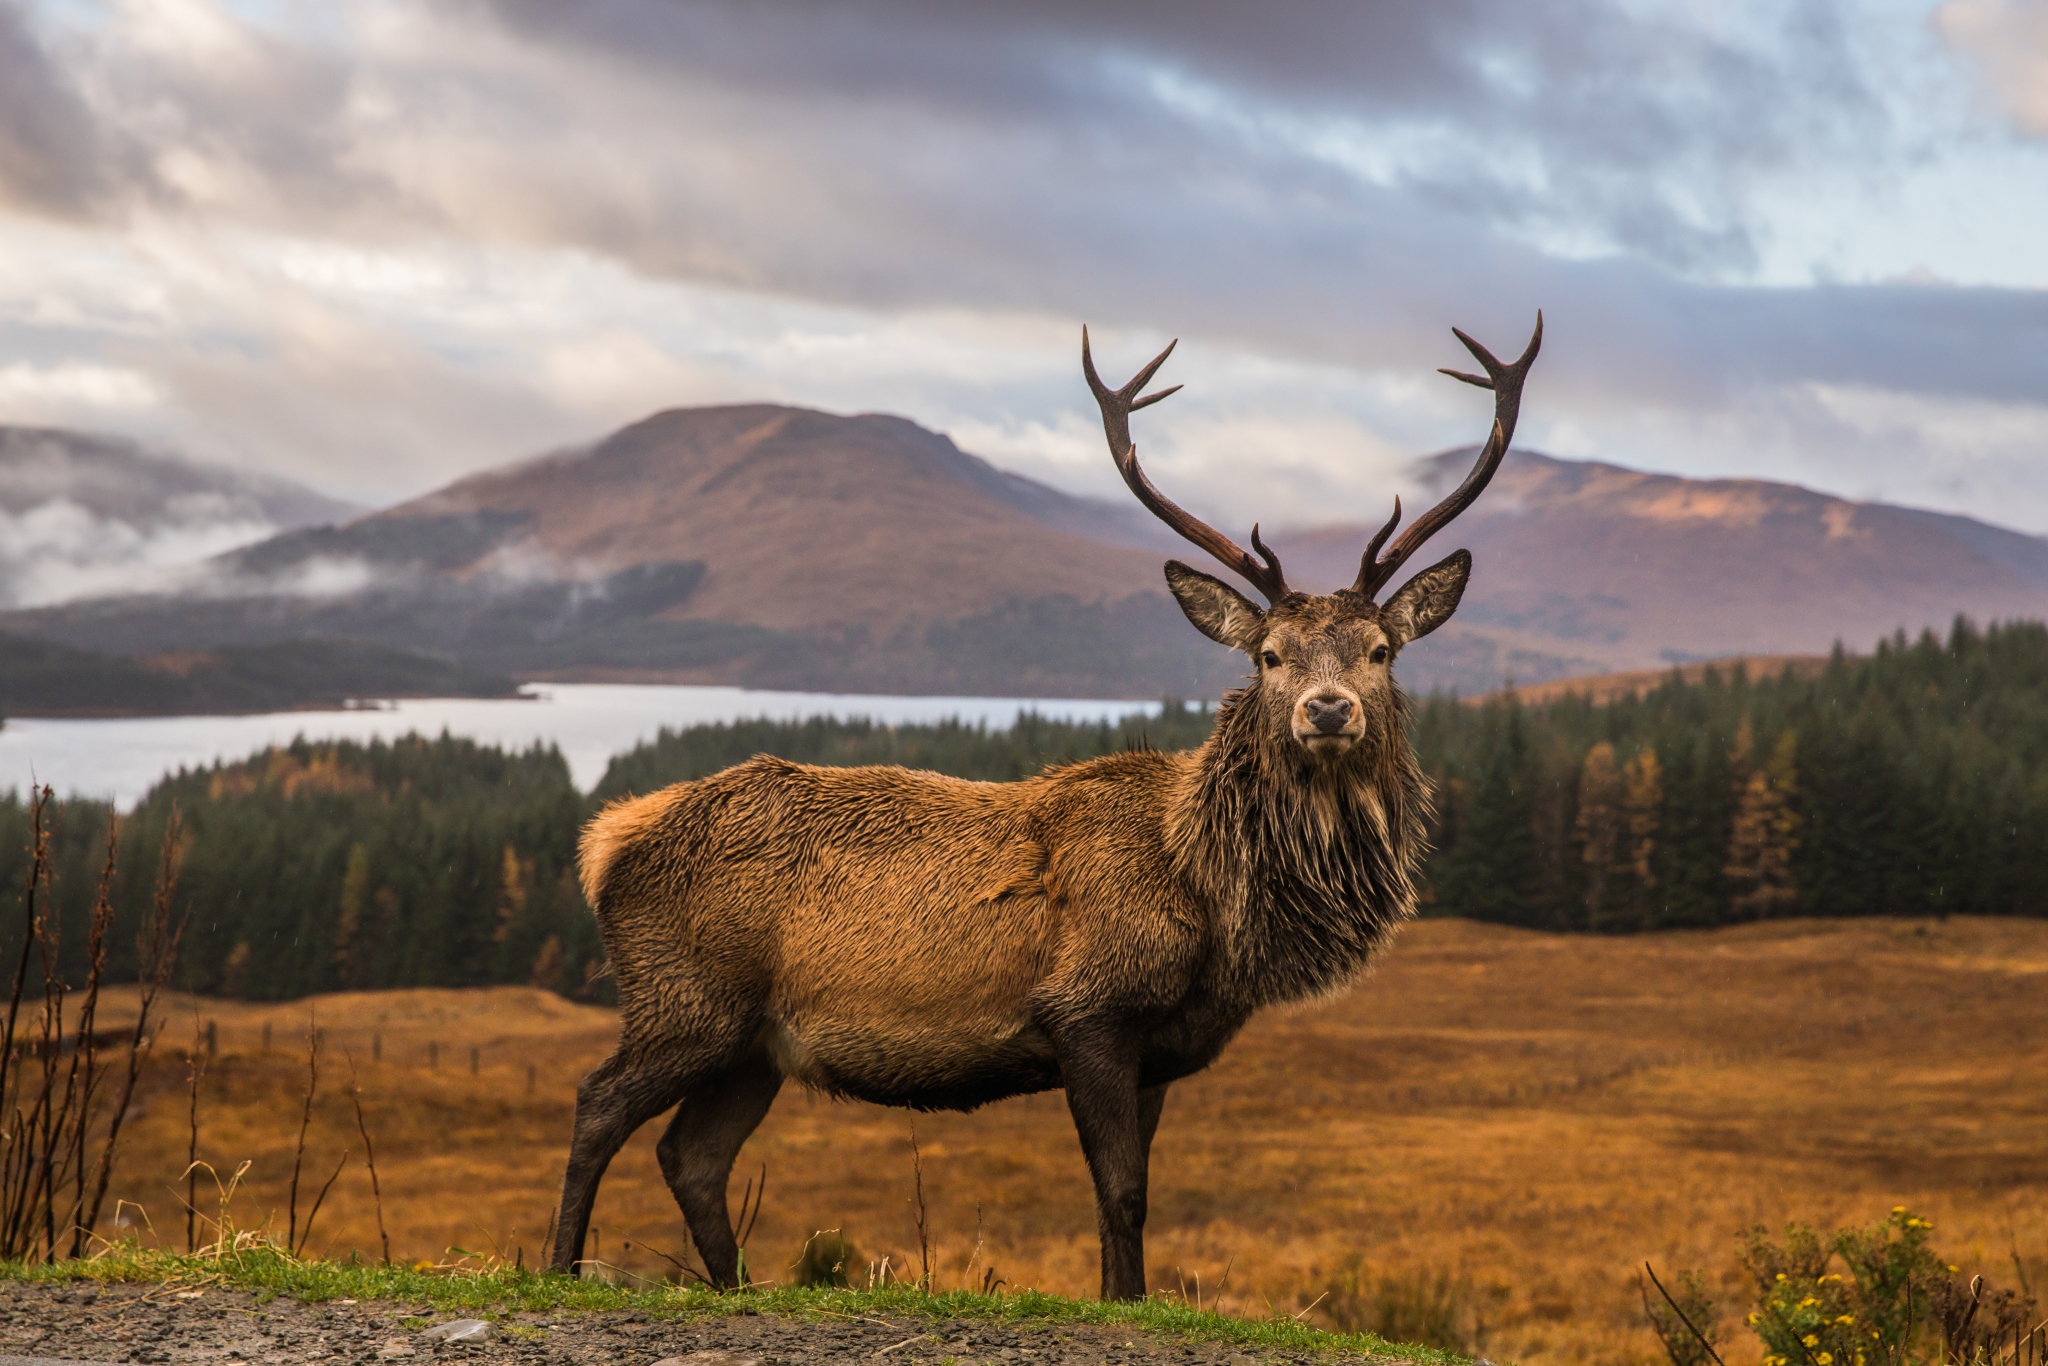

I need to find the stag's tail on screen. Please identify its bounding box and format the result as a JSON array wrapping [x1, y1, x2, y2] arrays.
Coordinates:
[[577, 778, 730, 928]]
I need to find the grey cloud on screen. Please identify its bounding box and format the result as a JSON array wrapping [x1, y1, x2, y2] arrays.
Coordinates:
[[0, 1, 111, 216], [473, 0, 1888, 275], [388, 0, 2042, 418], [89, 11, 415, 231], [22, 0, 1979, 404], [1, 0, 2041, 523], [1937, 0, 2048, 138]]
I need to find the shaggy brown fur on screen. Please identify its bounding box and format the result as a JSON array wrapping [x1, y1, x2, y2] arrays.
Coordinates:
[[549, 322, 1537, 1300]]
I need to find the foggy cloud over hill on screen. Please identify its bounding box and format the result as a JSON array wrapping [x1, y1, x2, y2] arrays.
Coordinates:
[[0, 427, 358, 610]]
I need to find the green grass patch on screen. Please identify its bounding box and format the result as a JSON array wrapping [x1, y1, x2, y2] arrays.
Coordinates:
[[0, 1245, 1457, 1362]]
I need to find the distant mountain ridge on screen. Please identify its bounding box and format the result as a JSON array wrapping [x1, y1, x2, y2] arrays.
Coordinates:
[[1277, 448, 2048, 687], [3, 406, 2045, 700], [0, 406, 1247, 699]]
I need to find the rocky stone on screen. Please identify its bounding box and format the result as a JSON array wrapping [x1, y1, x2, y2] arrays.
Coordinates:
[[419, 1318, 495, 1345]]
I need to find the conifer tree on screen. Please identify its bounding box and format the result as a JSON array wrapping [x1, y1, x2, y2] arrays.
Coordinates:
[[1726, 725, 1801, 918], [1573, 742, 1622, 929], [1648, 732, 1732, 928], [1432, 702, 1542, 924], [1622, 746, 1663, 929], [333, 842, 370, 989]]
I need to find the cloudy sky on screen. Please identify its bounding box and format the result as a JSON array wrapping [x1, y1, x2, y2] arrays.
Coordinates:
[[2, 0, 2046, 535]]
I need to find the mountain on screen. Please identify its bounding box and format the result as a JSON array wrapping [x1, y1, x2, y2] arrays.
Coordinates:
[[6, 408, 2047, 701], [0, 427, 360, 609], [373, 404, 1171, 633], [0, 406, 1245, 699], [1277, 449, 2048, 689]]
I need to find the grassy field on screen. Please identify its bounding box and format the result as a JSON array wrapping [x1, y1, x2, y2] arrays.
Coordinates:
[[0, 1245, 1454, 1362], [82, 916, 2048, 1366]]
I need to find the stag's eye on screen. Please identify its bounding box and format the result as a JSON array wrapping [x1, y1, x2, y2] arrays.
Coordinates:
[[1370, 645, 1390, 665], [1262, 650, 1282, 670]]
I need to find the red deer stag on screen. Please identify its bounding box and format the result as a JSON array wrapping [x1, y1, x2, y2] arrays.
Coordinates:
[[551, 315, 1542, 1299]]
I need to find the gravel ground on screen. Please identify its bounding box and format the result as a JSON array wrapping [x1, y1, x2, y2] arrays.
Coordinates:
[[0, 1281, 1378, 1366]]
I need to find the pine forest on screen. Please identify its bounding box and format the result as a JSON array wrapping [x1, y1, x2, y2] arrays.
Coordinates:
[[1, 617, 2042, 1000]]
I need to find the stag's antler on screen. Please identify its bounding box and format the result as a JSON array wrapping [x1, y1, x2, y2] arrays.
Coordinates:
[[1082, 326, 1289, 604], [1351, 312, 1543, 601]]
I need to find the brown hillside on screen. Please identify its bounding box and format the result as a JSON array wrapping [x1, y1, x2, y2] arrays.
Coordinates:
[[382, 405, 1165, 633], [1278, 450, 2048, 682]]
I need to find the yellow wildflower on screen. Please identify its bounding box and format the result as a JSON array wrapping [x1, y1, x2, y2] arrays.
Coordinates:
[[1819, 1353, 1835, 1364], [1835, 1316, 1856, 1325], [1804, 1335, 1821, 1348]]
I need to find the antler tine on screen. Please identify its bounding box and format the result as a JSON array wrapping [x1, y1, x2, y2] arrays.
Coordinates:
[[1353, 497, 1401, 589], [1082, 326, 1289, 604], [1350, 311, 1542, 600]]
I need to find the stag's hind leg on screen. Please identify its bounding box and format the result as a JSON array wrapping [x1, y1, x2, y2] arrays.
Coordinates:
[[655, 1052, 783, 1289], [550, 1043, 701, 1274]]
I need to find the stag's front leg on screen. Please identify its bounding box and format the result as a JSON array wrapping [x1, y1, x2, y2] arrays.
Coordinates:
[[1061, 1038, 1169, 1301]]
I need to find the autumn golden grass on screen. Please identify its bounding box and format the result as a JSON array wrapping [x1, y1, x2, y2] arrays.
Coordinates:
[[67, 916, 2048, 1366]]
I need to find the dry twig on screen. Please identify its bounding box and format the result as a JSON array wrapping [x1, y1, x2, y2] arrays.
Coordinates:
[[286, 1009, 319, 1254], [344, 1049, 391, 1264], [1644, 1261, 1729, 1366]]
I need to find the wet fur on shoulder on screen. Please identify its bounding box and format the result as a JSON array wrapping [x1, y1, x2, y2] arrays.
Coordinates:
[[1172, 678, 1429, 1007]]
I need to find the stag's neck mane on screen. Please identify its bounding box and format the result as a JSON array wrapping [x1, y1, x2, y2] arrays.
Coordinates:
[[1168, 684, 1430, 1008]]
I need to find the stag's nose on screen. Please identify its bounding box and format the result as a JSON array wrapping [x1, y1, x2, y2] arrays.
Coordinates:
[[1303, 694, 1354, 734]]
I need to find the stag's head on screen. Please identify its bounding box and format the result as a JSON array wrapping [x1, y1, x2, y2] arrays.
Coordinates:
[[1083, 316, 1542, 764]]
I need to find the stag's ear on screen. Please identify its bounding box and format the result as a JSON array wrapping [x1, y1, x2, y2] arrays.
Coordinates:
[[1165, 561, 1266, 651], [1380, 549, 1471, 646]]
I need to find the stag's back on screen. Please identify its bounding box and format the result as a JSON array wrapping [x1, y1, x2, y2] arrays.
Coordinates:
[[578, 752, 1205, 1105]]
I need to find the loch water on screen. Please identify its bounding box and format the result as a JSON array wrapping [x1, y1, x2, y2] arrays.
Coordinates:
[[0, 682, 1160, 808]]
